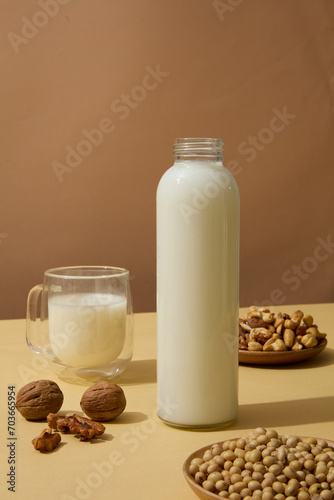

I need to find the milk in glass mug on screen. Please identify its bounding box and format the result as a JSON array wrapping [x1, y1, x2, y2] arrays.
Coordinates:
[[26, 266, 134, 384]]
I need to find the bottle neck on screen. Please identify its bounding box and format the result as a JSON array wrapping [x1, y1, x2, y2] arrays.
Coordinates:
[[173, 138, 223, 162]]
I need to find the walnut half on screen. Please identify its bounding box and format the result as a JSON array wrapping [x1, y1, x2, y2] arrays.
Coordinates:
[[47, 413, 105, 441], [32, 429, 61, 452]]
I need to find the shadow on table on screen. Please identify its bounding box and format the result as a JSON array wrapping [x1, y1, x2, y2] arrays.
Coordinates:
[[296, 346, 334, 368], [82, 412, 149, 431], [232, 395, 334, 431], [112, 411, 149, 425], [113, 359, 157, 385]]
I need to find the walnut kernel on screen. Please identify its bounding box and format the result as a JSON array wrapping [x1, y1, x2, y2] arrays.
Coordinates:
[[32, 429, 61, 452], [47, 413, 105, 440]]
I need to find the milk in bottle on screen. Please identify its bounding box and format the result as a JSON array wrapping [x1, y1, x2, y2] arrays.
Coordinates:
[[157, 138, 239, 428]]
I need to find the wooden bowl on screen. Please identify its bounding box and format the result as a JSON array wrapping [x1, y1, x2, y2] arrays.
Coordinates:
[[239, 338, 327, 365], [183, 434, 334, 500]]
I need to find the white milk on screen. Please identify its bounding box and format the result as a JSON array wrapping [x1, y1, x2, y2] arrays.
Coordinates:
[[157, 160, 239, 427], [48, 293, 127, 366]]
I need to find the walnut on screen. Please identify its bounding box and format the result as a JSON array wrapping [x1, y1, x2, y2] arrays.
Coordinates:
[[32, 429, 61, 452], [249, 327, 272, 345], [80, 381, 126, 421], [47, 413, 105, 440], [16, 380, 64, 420]]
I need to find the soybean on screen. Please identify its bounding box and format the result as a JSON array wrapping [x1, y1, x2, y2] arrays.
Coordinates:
[[189, 428, 334, 499]]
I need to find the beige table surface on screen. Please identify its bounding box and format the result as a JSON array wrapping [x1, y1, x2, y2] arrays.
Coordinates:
[[1, 304, 334, 500]]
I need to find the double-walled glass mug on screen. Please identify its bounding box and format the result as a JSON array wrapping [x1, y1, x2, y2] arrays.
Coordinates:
[[26, 266, 134, 384]]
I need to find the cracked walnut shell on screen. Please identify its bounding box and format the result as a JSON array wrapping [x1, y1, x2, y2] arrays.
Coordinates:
[[80, 381, 126, 421], [16, 380, 64, 420]]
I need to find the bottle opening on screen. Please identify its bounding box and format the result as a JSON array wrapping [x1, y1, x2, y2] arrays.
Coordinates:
[[173, 138, 223, 161]]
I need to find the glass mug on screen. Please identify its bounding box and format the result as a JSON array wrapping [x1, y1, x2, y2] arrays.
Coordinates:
[[26, 266, 134, 384]]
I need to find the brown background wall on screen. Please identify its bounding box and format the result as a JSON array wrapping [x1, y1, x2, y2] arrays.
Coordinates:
[[1, 0, 334, 319]]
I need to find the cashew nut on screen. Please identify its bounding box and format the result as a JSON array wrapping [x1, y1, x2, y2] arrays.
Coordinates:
[[262, 312, 274, 323], [284, 319, 299, 331], [306, 326, 318, 337], [248, 341, 263, 351], [250, 310, 262, 319], [291, 310, 304, 324], [271, 339, 287, 351], [292, 341, 303, 351], [258, 307, 270, 313], [301, 334, 318, 348], [302, 314, 314, 328]]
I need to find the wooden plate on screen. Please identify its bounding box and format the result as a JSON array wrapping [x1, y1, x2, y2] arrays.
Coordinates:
[[239, 338, 327, 365], [183, 435, 334, 500]]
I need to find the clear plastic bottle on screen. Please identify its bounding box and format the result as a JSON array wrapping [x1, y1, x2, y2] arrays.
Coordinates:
[[156, 138, 239, 429]]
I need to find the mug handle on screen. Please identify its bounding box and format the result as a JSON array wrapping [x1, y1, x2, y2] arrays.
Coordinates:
[[26, 284, 43, 353]]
